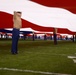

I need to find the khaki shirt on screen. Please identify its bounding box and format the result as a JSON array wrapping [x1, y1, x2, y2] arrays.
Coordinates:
[[13, 12, 22, 29]]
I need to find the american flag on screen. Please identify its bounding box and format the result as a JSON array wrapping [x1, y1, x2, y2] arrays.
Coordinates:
[[0, 0, 76, 34]]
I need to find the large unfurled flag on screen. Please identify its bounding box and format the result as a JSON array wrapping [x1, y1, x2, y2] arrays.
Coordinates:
[[0, 0, 76, 34]]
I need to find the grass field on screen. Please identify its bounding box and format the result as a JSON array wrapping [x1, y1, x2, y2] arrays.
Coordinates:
[[0, 39, 76, 75]]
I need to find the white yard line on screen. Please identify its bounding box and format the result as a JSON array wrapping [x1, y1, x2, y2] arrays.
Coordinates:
[[73, 59, 76, 63], [0, 67, 71, 75], [67, 56, 76, 63], [68, 56, 76, 59], [26, 52, 68, 56]]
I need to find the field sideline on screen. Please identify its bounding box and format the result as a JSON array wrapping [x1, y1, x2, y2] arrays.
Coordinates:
[[0, 39, 76, 75]]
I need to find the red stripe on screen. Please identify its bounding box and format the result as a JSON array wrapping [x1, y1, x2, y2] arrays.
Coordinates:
[[31, 0, 76, 13]]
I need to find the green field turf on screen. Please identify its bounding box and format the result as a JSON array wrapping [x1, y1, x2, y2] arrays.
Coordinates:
[[0, 39, 76, 75]]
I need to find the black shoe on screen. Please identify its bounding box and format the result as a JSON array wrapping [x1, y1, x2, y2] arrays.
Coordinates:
[[12, 53, 16, 55], [15, 52, 18, 54]]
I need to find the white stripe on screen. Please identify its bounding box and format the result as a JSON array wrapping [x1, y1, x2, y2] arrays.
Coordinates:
[[0, 67, 71, 75]]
